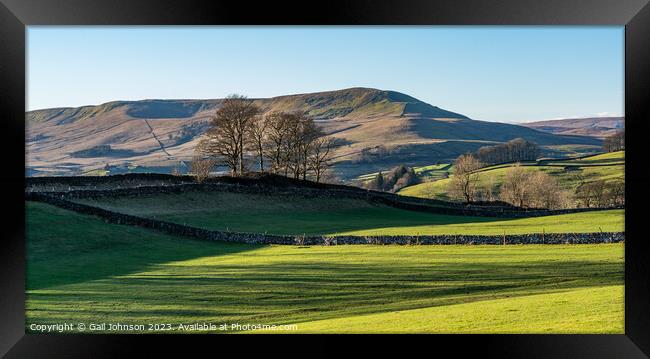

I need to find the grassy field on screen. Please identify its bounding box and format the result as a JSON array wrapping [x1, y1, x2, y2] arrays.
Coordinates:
[[74, 192, 624, 236], [294, 286, 623, 333], [26, 201, 624, 334], [399, 151, 624, 200], [542, 151, 625, 166], [355, 163, 453, 183], [543, 144, 603, 157]]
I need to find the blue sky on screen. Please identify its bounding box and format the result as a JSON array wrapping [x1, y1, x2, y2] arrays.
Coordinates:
[[27, 26, 623, 122]]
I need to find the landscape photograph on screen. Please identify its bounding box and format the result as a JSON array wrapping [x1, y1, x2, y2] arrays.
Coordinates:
[[25, 26, 625, 334]]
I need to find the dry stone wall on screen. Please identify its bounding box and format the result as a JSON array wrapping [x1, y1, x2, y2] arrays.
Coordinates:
[[27, 175, 622, 219], [26, 192, 624, 246]]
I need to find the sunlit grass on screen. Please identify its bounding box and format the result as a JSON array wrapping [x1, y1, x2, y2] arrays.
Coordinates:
[[74, 193, 623, 236], [399, 151, 624, 200], [26, 202, 624, 334]]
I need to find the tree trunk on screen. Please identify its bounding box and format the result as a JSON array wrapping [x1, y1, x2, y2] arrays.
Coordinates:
[[238, 145, 244, 175]]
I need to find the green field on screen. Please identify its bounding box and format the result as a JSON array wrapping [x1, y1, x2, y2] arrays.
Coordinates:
[[74, 192, 624, 236], [355, 163, 453, 184], [543, 144, 604, 157], [542, 151, 625, 166], [26, 201, 624, 334], [399, 151, 625, 200]]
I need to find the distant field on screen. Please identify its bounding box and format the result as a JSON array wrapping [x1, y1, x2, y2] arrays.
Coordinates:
[[335, 209, 623, 236], [74, 192, 624, 236], [542, 151, 625, 166], [414, 163, 453, 180], [355, 163, 452, 184], [399, 151, 624, 201], [26, 202, 624, 334], [542, 144, 603, 157]]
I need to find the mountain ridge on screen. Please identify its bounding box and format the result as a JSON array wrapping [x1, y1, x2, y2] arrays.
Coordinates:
[[26, 87, 601, 179], [523, 116, 624, 138], [28, 87, 469, 123]]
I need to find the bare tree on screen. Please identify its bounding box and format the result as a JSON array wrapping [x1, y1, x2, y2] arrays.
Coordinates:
[[280, 114, 303, 177], [499, 165, 530, 207], [265, 112, 294, 174], [202, 95, 259, 175], [266, 113, 321, 180], [527, 171, 569, 209], [309, 136, 336, 183], [296, 116, 320, 180], [191, 141, 216, 183], [247, 115, 268, 172], [448, 154, 483, 204], [498, 167, 570, 209], [589, 180, 607, 207], [575, 180, 611, 208], [607, 181, 625, 206]]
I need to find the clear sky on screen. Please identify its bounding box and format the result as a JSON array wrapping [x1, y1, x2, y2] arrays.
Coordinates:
[[27, 26, 623, 123]]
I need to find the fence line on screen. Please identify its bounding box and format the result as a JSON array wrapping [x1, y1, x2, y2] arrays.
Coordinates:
[[26, 192, 624, 246]]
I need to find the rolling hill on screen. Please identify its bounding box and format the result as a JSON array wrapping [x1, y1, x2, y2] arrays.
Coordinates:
[[26, 87, 601, 179], [523, 116, 624, 138], [399, 151, 625, 202]]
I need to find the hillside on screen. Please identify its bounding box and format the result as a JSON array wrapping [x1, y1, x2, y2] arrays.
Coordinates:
[[26, 87, 601, 179], [399, 151, 625, 202], [523, 116, 624, 138]]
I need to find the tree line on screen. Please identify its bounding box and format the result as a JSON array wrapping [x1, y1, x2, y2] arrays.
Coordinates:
[[445, 153, 623, 209], [475, 138, 540, 166], [603, 129, 624, 152], [192, 95, 337, 182]]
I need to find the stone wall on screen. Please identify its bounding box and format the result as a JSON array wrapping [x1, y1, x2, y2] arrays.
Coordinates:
[[27, 192, 624, 246], [27, 176, 622, 219]]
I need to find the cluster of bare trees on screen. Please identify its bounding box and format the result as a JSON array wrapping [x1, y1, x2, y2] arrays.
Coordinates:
[[192, 95, 337, 182], [447, 139, 541, 203], [448, 161, 572, 209], [446, 153, 623, 209], [365, 165, 420, 193], [575, 180, 625, 207], [498, 166, 571, 209], [603, 129, 625, 152], [475, 138, 540, 165]]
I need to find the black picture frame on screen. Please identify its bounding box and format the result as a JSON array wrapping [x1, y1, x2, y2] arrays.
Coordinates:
[[1, 0, 648, 357]]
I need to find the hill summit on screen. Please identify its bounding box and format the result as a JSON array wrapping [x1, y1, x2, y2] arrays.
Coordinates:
[[26, 87, 600, 178]]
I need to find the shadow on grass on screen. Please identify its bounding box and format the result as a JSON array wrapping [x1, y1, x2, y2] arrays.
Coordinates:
[[73, 191, 623, 236], [26, 200, 624, 328], [26, 201, 261, 290], [149, 206, 526, 236], [27, 257, 623, 325]]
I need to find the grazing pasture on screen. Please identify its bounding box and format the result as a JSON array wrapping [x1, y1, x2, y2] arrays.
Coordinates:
[[398, 151, 624, 201], [26, 202, 624, 334], [74, 192, 624, 236]]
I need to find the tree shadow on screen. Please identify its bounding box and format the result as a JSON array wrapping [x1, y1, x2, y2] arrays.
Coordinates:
[[26, 201, 261, 290], [27, 255, 624, 327]]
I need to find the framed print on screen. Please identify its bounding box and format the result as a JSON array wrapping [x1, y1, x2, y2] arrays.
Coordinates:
[[1, 0, 649, 357]]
